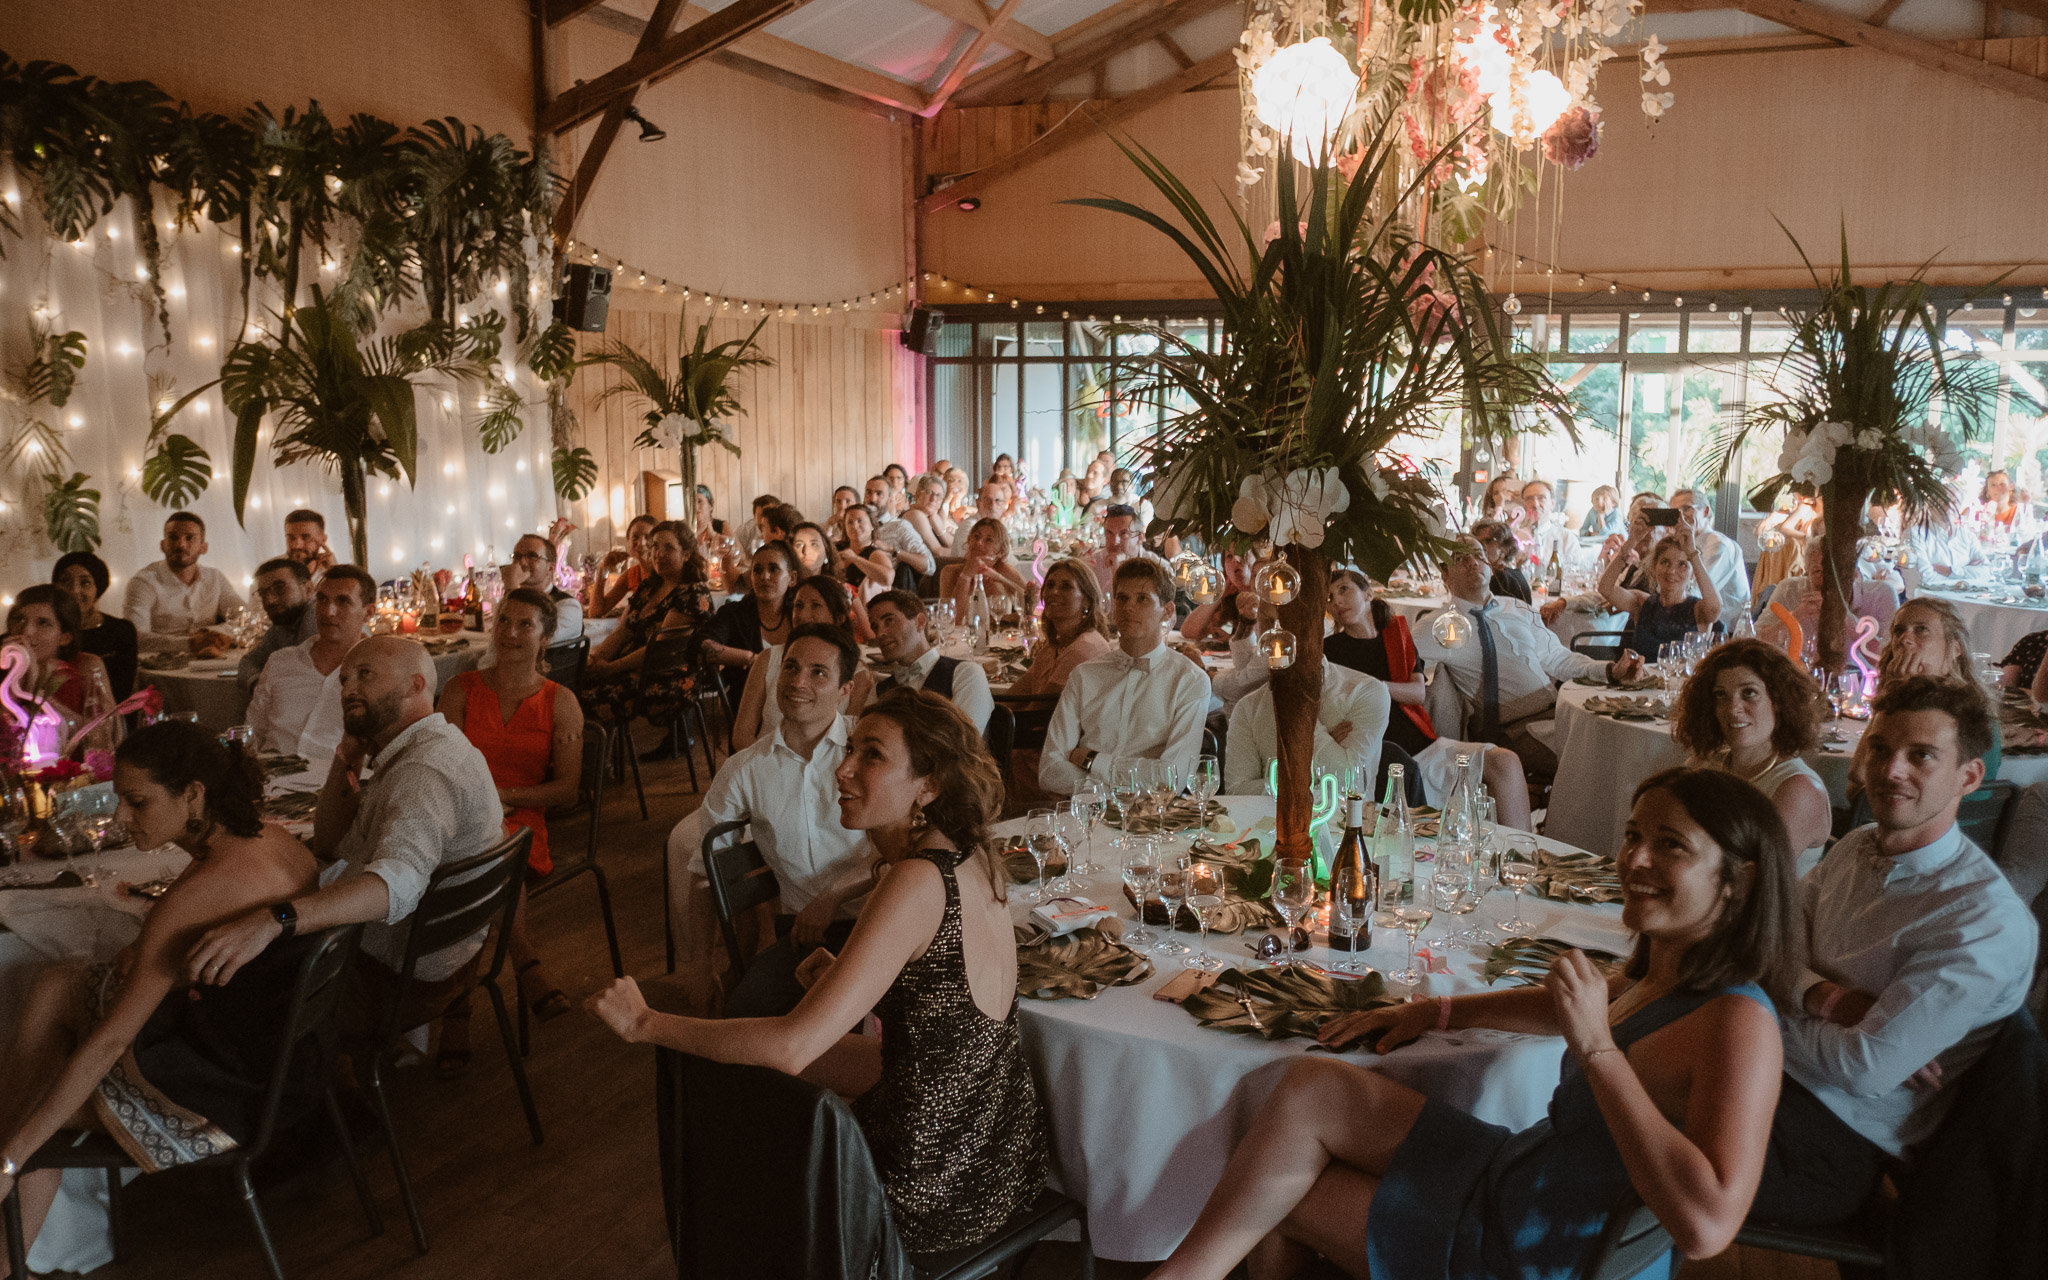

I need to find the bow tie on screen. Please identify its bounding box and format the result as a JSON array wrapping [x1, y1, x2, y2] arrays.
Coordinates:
[[885, 663, 925, 684], [1110, 651, 1153, 674]]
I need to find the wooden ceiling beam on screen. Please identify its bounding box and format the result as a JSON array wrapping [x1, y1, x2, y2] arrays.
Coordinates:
[[1994, 0, 2048, 22], [911, 0, 1055, 63], [957, 0, 1237, 107], [1609, 32, 1841, 58], [920, 0, 1028, 117], [957, 0, 1168, 97], [1155, 32, 1196, 69], [551, 0, 685, 240], [920, 47, 1234, 214], [581, 4, 928, 114], [1866, 0, 1910, 23], [539, 0, 807, 134], [1731, 0, 2048, 105], [543, 0, 611, 25]]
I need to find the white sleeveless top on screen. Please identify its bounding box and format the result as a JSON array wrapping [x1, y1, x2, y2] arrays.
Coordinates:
[[1748, 755, 1830, 880]]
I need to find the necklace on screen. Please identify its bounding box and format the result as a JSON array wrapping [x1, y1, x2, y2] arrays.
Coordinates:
[[1724, 748, 1784, 782]]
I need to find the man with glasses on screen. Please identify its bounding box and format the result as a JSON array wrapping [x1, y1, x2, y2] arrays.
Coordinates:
[[237, 556, 320, 693], [499, 533, 583, 643]]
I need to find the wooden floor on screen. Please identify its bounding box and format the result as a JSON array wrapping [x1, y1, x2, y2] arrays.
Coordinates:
[[65, 723, 1834, 1280]]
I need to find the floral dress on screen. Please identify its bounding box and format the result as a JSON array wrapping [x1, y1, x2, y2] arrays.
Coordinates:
[[580, 576, 713, 723]]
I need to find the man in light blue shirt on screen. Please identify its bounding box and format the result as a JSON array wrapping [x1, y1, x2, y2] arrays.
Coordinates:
[[1754, 676, 2038, 1225]]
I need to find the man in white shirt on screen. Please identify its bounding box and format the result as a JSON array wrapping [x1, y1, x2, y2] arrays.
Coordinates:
[[1670, 487, 1753, 616], [1754, 677, 2038, 1226], [246, 564, 374, 788], [498, 533, 584, 643], [975, 480, 1008, 522], [692, 624, 872, 1017], [124, 511, 245, 653], [1224, 658, 1391, 796], [1042, 558, 1209, 795], [1086, 506, 1172, 592], [1414, 536, 1642, 774], [865, 590, 991, 733], [864, 475, 935, 576], [236, 556, 319, 694]]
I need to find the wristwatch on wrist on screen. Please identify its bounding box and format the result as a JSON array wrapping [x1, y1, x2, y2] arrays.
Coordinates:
[[271, 901, 299, 940], [1081, 749, 1099, 773], [1, 1154, 21, 1178]]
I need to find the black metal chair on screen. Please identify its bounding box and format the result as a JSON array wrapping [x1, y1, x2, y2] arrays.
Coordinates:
[[982, 701, 1014, 765], [356, 827, 539, 1253], [701, 817, 780, 980], [1569, 628, 1631, 662], [517, 727, 621, 1056], [632, 634, 721, 792], [543, 633, 590, 689], [3, 925, 379, 1280]]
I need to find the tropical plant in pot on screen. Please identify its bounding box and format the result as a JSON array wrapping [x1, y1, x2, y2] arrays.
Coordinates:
[[577, 316, 772, 504], [1075, 119, 1566, 861]]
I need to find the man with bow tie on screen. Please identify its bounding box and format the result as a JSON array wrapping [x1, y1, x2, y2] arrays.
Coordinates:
[[864, 589, 992, 734], [1041, 559, 1208, 797]]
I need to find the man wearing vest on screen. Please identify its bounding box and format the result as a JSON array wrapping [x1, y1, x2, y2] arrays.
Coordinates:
[[864, 589, 992, 734]]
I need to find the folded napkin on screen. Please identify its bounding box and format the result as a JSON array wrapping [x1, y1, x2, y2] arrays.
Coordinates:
[[1482, 935, 1626, 987], [1532, 848, 1624, 903], [1030, 895, 1116, 936], [0, 887, 148, 963], [1181, 965, 1398, 1041]]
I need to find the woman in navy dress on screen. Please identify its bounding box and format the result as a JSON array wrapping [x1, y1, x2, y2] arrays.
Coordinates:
[[1148, 766, 1795, 1280], [1599, 522, 1724, 662]]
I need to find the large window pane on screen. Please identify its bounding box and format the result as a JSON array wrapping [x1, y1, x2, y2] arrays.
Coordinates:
[[1627, 314, 1679, 355], [1023, 322, 1065, 358], [985, 361, 1020, 470], [1568, 314, 1620, 354], [1022, 362, 1065, 483], [1687, 313, 1744, 353]]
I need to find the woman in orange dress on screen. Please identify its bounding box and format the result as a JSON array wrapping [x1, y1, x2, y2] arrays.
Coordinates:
[[434, 587, 584, 1075]]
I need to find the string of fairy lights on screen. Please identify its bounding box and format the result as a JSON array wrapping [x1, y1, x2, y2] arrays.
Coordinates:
[[1491, 247, 2048, 315]]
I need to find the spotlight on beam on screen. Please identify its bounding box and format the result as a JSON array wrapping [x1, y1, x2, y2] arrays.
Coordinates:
[[623, 105, 666, 143]]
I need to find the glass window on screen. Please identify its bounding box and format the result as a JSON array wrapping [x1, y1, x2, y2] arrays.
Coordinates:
[[1626, 313, 1679, 355], [1686, 313, 1744, 353], [977, 323, 1019, 359], [1021, 362, 1065, 483], [935, 321, 971, 358], [1567, 314, 1620, 354], [1023, 322, 1065, 358]]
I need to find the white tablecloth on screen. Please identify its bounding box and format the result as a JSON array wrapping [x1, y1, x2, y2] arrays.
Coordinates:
[[995, 795, 1630, 1261], [143, 633, 489, 730], [1542, 681, 2048, 859], [0, 844, 191, 1274], [1913, 586, 2047, 664]]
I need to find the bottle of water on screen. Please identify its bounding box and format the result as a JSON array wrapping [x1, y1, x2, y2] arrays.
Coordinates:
[[1441, 752, 1477, 850], [1376, 766, 1415, 904], [967, 573, 993, 653]]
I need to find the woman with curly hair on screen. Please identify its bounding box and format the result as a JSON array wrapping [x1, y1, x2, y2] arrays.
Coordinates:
[[588, 689, 1049, 1253], [1673, 638, 1831, 877]]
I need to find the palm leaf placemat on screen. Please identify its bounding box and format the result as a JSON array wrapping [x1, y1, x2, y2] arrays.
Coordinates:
[[258, 754, 310, 783], [261, 790, 319, 822], [1014, 923, 1153, 1000], [1181, 965, 1399, 1041], [1122, 884, 1275, 935], [1532, 848, 1623, 903], [1482, 935, 1626, 987]]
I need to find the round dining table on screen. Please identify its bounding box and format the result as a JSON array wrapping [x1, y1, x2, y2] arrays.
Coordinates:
[[141, 631, 491, 730], [1911, 583, 2048, 665], [1542, 680, 2048, 860], [992, 794, 1632, 1261]]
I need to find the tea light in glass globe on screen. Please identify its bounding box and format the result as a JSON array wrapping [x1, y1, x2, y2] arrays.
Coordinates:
[[1170, 551, 1204, 588], [1759, 527, 1786, 553], [1253, 560, 1301, 607], [1431, 609, 1472, 649], [1262, 627, 1298, 669], [1188, 565, 1224, 604]]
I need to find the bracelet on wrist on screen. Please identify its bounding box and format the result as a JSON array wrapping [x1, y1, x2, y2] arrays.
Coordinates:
[[1583, 1045, 1624, 1068]]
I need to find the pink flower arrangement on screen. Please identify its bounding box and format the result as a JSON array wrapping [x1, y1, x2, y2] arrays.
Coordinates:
[[1540, 106, 1601, 170]]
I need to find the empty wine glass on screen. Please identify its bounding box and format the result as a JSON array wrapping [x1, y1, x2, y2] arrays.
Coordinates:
[[1051, 803, 1087, 892], [1328, 862, 1370, 974], [1069, 783, 1107, 874], [1391, 906, 1434, 986], [1154, 854, 1192, 957], [1111, 762, 1145, 844], [1120, 838, 1161, 948], [1432, 845, 1481, 948], [1188, 754, 1220, 830], [1184, 861, 1225, 971], [1269, 859, 1315, 971], [1499, 837, 1540, 935], [1026, 808, 1060, 903]]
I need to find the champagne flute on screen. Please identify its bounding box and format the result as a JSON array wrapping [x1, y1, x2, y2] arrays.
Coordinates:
[[1051, 803, 1087, 892], [1026, 808, 1059, 903], [1499, 836, 1540, 935], [1120, 838, 1160, 947], [1154, 855, 1192, 957], [1188, 754, 1220, 831], [1268, 859, 1315, 971], [1070, 782, 1108, 874], [1392, 905, 1434, 986], [1111, 762, 1144, 846], [1185, 862, 1225, 971]]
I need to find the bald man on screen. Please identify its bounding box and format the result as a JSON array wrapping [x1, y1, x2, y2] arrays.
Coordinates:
[[186, 635, 505, 996]]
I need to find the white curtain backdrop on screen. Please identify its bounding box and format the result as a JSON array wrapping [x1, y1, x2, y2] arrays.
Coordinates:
[[0, 187, 558, 608]]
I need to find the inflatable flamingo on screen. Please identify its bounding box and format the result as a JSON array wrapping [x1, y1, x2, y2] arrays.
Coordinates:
[[0, 640, 71, 767]]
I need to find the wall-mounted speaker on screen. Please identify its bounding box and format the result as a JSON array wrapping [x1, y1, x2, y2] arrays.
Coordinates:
[[556, 264, 612, 333], [901, 307, 944, 354]]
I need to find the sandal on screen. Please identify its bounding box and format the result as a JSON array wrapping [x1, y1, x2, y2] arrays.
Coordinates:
[[435, 1004, 473, 1079], [517, 959, 572, 1023]]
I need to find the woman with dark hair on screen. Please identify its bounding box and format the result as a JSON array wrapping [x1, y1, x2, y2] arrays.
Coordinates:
[[1150, 767, 1793, 1280], [1673, 638, 1830, 877], [584, 521, 715, 760], [1006, 558, 1111, 697], [589, 689, 1049, 1254], [791, 520, 873, 644], [1323, 570, 1530, 830], [0, 724, 318, 1253], [590, 513, 659, 618], [692, 483, 726, 539], [52, 551, 139, 700], [6, 584, 118, 755], [703, 539, 799, 670], [731, 574, 877, 751], [833, 505, 905, 601]]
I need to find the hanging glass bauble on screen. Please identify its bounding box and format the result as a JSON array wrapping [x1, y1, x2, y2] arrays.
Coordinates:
[[1188, 565, 1224, 605], [1262, 627, 1298, 670], [1170, 552, 1205, 588], [1501, 294, 1523, 315], [1431, 610, 1473, 649], [1253, 560, 1301, 607], [1758, 528, 1786, 553]]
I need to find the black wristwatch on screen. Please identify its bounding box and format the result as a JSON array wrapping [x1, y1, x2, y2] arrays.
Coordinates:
[[271, 901, 298, 940], [1082, 748, 1099, 774]]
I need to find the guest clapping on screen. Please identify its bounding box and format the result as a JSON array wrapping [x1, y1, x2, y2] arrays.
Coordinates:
[[1147, 768, 1792, 1279], [1600, 522, 1722, 659], [1672, 639, 1831, 876]]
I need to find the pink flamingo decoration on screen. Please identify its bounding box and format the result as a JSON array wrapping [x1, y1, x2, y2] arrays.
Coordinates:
[[1847, 615, 1882, 709], [1031, 538, 1049, 582], [0, 640, 71, 767]]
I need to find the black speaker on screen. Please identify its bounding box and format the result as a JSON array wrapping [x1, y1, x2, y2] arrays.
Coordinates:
[[556, 264, 612, 333], [901, 307, 944, 354]]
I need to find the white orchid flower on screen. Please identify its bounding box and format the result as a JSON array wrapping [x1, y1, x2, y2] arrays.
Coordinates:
[[1819, 421, 1855, 447], [1790, 453, 1833, 486], [1855, 428, 1886, 451], [1641, 91, 1673, 118], [1232, 473, 1274, 535], [1268, 467, 1352, 549]]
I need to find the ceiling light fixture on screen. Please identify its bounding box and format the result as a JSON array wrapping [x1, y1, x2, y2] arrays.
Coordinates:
[[623, 105, 666, 143]]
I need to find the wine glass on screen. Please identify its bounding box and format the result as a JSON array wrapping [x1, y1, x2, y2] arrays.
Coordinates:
[[1051, 803, 1088, 892], [1120, 838, 1161, 948], [1184, 862, 1225, 971], [1268, 859, 1315, 971], [1110, 762, 1145, 845], [1154, 854, 1192, 957], [1188, 753, 1220, 830], [1499, 837, 1540, 935], [1069, 783, 1107, 874], [1432, 845, 1481, 948], [1146, 760, 1180, 826], [1328, 862, 1370, 974], [1391, 906, 1435, 985], [1026, 808, 1060, 903]]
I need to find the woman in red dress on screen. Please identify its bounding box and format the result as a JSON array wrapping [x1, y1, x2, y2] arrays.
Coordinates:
[[433, 587, 584, 1075]]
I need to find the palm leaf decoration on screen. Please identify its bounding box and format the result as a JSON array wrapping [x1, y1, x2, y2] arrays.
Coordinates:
[[1702, 221, 2029, 671], [22, 325, 87, 407], [40, 471, 101, 553], [551, 445, 598, 501], [579, 315, 771, 498], [140, 432, 213, 508]]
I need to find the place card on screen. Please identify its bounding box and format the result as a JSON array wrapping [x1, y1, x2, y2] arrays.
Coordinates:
[[1153, 968, 1221, 1003]]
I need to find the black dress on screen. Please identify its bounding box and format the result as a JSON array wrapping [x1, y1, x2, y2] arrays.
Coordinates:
[[852, 849, 1048, 1252], [1325, 631, 1433, 757], [80, 615, 140, 701]]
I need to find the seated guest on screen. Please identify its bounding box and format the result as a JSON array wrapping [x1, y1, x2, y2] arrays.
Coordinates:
[[1977, 468, 2021, 528], [939, 517, 1028, 617], [1085, 504, 1172, 591], [857, 590, 992, 734], [1751, 677, 2037, 1227], [732, 575, 876, 752], [1183, 588, 1269, 718], [1999, 626, 2046, 694], [1873, 596, 1999, 781], [589, 513, 656, 619], [833, 505, 910, 601], [691, 483, 727, 540], [235, 556, 318, 693], [282, 507, 336, 575], [1151, 767, 1792, 1279], [1600, 522, 1722, 660], [434, 588, 584, 1073], [1579, 483, 1625, 537], [123, 511, 245, 654], [696, 624, 872, 1016], [1543, 490, 1665, 624], [1480, 472, 1521, 522], [0, 723, 320, 1258], [1083, 467, 1154, 528], [589, 689, 1050, 1254], [1519, 478, 1569, 568], [882, 462, 912, 516], [246, 565, 374, 782], [1223, 656, 1390, 796], [1323, 570, 1529, 828], [737, 492, 783, 556], [1671, 638, 1831, 877], [943, 466, 972, 522], [1415, 536, 1645, 775], [703, 540, 797, 669], [51, 551, 139, 701], [974, 478, 1009, 522], [1041, 559, 1207, 795], [5, 586, 117, 753], [902, 473, 957, 559], [789, 521, 873, 643], [828, 485, 861, 541], [862, 476, 936, 578], [1006, 559, 1112, 697], [1471, 517, 1533, 603], [1672, 487, 1752, 616], [183, 636, 506, 1024], [584, 521, 715, 761], [497, 532, 584, 644], [1753, 494, 1820, 594], [1755, 534, 1824, 657], [761, 501, 801, 547]]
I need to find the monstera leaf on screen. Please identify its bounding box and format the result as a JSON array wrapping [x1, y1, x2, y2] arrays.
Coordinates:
[[526, 320, 576, 384], [141, 433, 214, 507], [23, 328, 88, 408], [41, 472, 101, 552], [552, 445, 597, 500]]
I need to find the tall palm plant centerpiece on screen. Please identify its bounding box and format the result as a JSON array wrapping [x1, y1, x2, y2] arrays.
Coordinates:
[[578, 315, 772, 504], [1075, 122, 1567, 861], [1707, 228, 2016, 674]]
